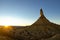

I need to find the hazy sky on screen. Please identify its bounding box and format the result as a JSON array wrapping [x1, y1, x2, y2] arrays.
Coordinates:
[[0, 0, 60, 26]]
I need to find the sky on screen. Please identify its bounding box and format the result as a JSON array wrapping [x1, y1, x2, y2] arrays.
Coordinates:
[[0, 0, 60, 26]]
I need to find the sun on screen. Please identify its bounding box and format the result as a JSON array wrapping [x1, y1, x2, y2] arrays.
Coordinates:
[[4, 25, 9, 28]]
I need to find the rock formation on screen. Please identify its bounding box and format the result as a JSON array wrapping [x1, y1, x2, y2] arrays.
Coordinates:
[[16, 8, 60, 40], [31, 8, 50, 26]]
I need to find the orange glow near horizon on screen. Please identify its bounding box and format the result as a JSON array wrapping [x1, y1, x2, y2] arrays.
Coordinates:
[[4, 25, 12, 29], [4, 25, 9, 28], [3, 25, 13, 32]]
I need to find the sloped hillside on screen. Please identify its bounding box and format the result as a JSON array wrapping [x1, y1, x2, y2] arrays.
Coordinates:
[[0, 36, 14, 40]]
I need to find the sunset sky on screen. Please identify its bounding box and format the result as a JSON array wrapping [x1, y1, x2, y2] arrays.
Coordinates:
[[0, 0, 60, 26]]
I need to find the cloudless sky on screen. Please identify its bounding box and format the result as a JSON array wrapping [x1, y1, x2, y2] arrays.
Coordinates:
[[0, 0, 60, 26]]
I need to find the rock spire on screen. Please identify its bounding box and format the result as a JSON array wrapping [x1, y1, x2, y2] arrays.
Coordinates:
[[40, 8, 44, 17], [31, 8, 50, 26]]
